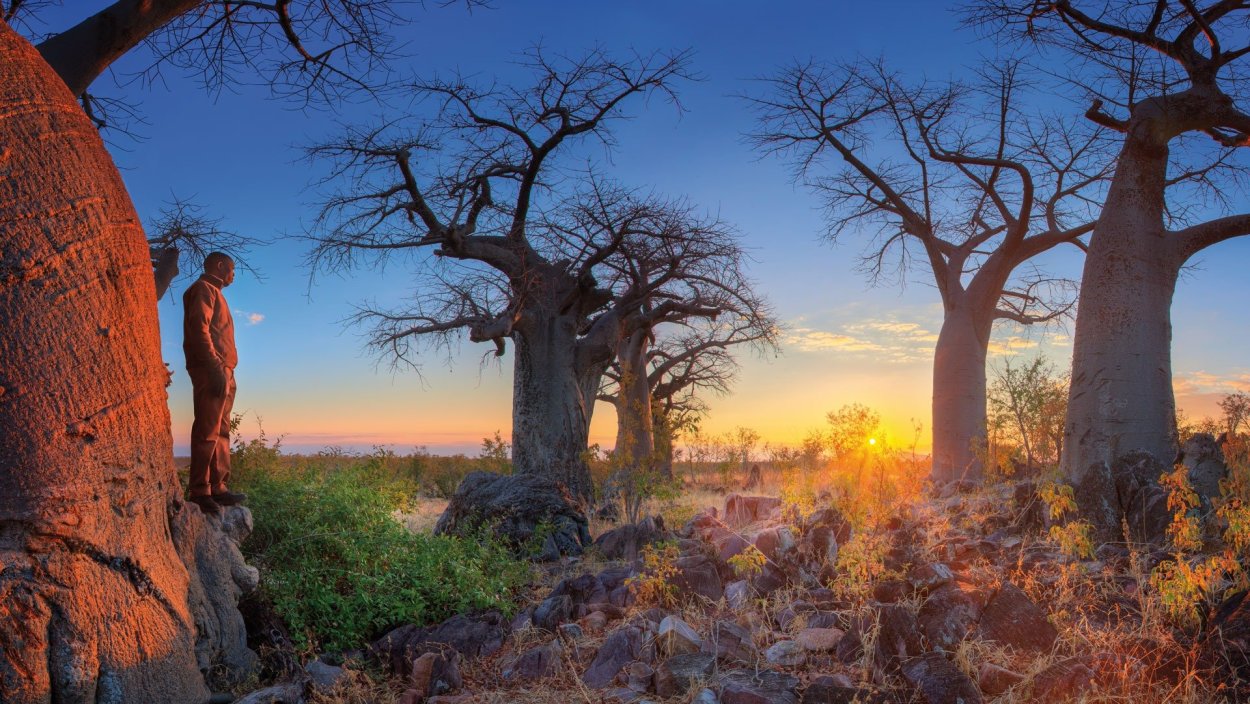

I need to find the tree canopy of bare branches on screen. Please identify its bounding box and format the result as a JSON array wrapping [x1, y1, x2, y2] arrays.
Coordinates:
[[748, 57, 1111, 482], [306, 48, 700, 497]]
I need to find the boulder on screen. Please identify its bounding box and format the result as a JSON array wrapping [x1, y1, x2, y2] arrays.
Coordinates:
[[977, 662, 1024, 696], [1181, 433, 1228, 511], [169, 502, 259, 689], [1112, 452, 1172, 547], [658, 616, 703, 656], [502, 640, 563, 681], [764, 640, 806, 667], [907, 563, 954, 593], [626, 661, 655, 692], [233, 681, 305, 704], [796, 627, 844, 653], [919, 582, 986, 651], [717, 669, 800, 704], [305, 659, 346, 693], [724, 494, 783, 525], [672, 553, 725, 602], [801, 675, 893, 703], [534, 594, 574, 632], [655, 653, 715, 697], [583, 626, 642, 689], [725, 579, 752, 610], [373, 610, 509, 677], [1029, 656, 1097, 701], [975, 582, 1056, 654], [754, 526, 797, 562], [1200, 589, 1250, 700], [873, 604, 923, 672], [704, 620, 757, 663], [433, 471, 590, 557], [900, 652, 982, 704], [408, 650, 462, 698], [595, 516, 671, 561]]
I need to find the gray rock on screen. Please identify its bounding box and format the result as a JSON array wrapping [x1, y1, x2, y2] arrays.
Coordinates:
[[900, 652, 982, 704], [874, 604, 923, 672], [595, 516, 671, 560], [534, 594, 573, 632], [693, 687, 721, 704], [764, 640, 806, 666], [725, 580, 752, 610], [1113, 452, 1172, 547], [1182, 433, 1228, 511], [503, 640, 562, 681], [305, 660, 345, 692], [800, 675, 893, 703], [372, 610, 509, 678], [627, 660, 655, 692], [233, 681, 305, 704], [907, 563, 954, 593], [407, 650, 462, 697], [919, 582, 985, 651], [975, 582, 1057, 654], [169, 501, 259, 689], [434, 471, 590, 557], [584, 626, 642, 689], [717, 669, 800, 704], [704, 620, 757, 663], [655, 653, 716, 697], [658, 615, 703, 656], [796, 628, 844, 652], [673, 553, 724, 602]]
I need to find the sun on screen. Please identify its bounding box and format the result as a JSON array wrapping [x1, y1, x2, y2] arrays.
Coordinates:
[[868, 437, 877, 446]]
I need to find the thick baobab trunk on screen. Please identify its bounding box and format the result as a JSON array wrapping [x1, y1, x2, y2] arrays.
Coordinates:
[[511, 311, 595, 499], [0, 24, 208, 704], [931, 307, 990, 483], [613, 329, 655, 471], [652, 409, 676, 479], [1062, 137, 1177, 532]]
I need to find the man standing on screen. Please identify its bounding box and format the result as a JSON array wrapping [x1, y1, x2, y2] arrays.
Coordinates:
[[183, 252, 247, 515]]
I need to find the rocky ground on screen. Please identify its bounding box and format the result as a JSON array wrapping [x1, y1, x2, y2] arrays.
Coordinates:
[[227, 465, 1250, 704]]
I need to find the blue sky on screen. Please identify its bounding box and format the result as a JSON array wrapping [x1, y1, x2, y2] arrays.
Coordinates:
[[28, 2, 1250, 454]]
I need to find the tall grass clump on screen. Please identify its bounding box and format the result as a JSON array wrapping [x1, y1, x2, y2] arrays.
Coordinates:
[[231, 438, 530, 652]]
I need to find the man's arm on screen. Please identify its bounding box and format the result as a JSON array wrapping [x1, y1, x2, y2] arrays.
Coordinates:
[[183, 283, 221, 368]]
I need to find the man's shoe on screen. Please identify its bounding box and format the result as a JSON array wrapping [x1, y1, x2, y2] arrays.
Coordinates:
[[212, 491, 247, 506], [189, 495, 222, 515]]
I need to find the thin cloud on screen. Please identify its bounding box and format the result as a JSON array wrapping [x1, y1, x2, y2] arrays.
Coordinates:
[[1174, 370, 1250, 395], [235, 309, 265, 326]]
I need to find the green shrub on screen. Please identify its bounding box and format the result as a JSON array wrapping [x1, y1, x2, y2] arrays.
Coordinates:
[[237, 463, 530, 652]]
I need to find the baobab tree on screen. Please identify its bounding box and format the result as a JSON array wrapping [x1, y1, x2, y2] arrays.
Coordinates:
[[0, 3, 444, 700], [600, 316, 779, 478], [305, 48, 702, 499], [970, 0, 1250, 534], [595, 220, 776, 478], [750, 60, 1109, 482]]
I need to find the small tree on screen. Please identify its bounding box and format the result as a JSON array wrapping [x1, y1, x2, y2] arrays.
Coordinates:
[[1221, 392, 1250, 437], [826, 403, 881, 465], [988, 355, 1068, 469]]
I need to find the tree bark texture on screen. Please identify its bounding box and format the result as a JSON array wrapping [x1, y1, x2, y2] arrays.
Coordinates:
[[510, 307, 596, 500], [0, 23, 207, 703], [930, 306, 991, 483], [613, 329, 655, 472], [1062, 136, 1179, 494]]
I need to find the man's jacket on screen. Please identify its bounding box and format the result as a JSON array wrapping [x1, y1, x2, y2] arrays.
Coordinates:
[[182, 274, 237, 370]]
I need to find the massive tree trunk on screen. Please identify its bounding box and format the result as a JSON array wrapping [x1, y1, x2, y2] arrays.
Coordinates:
[[613, 329, 656, 472], [0, 23, 208, 703], [1062, 134, 1177, 532], [511, 308, 596, 500], [930, 306, 991, 483]]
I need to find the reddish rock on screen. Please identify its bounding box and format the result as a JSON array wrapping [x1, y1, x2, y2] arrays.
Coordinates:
[[919, 581, 986, 650], [900, 652, 983, 704], [975, 582, 1057, 653], [583, 626, 642, 689], [977, 662, 1024, 695]]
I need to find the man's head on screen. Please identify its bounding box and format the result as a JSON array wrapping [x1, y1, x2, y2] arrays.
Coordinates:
[[204, 252, 236, 287]]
